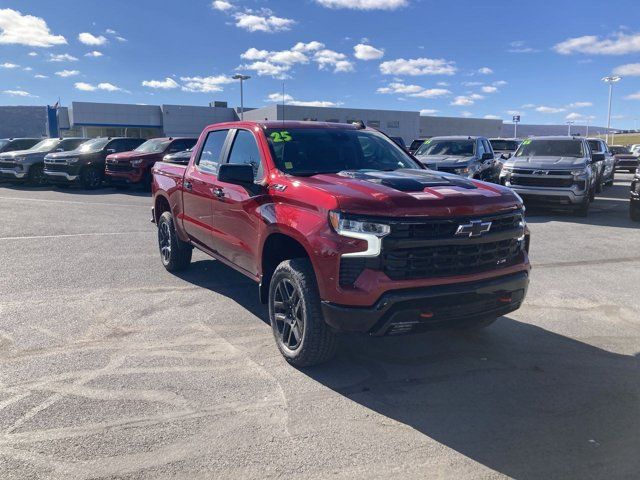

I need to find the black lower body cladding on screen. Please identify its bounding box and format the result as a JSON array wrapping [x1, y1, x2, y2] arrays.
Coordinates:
[[322, 271, 529, 335]]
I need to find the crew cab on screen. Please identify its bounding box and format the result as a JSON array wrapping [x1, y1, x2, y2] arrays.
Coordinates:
[[0, 138, 41, 154], [152, 121, 530, 366], [413, 136, 499, 183], [610, 145, 639, 173], [500, 136, 602, 216], [105, 137, 196, 188], [0, 137, 87, 185], [630, 168, 640, 222], [587, 138, 615, 187], [44, 137, 145, 189]]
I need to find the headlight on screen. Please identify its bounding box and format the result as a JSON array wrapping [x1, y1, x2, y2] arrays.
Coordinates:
[[571, 169, 588, 178], [14, 157, 26, 163], [454, 167, 469, 175], [329, 211, 390, 258], [65, 157, 80, 164], [131, 159, 144, 167]]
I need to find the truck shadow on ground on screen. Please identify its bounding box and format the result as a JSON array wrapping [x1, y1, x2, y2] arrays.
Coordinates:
[[305, 320, 640, 479], [0, 182, 151, 198]]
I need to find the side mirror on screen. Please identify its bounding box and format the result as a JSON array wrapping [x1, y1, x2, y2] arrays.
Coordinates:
[[55, 147, 64, 152], [168, 148, 179, 153], [218, 163, 254, 185], [501, 152, 512, 160], [482, 152, 494, 161], [591, 153, 604, 163], [106, 148, 116, 154]]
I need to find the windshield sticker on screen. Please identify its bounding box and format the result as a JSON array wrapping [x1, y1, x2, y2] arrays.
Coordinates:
[[270, 131, 292, 143], [522, 139, 532, 145], [284, 161, 293, 169], [424, 139, 432, 144]]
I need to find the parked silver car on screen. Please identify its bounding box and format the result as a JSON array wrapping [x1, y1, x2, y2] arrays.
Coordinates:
[[0, 137, 87, 185], [499, 136, 602, 216]]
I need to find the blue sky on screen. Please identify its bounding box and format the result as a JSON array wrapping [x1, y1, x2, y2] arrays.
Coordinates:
[[1, 0, 640, 128]]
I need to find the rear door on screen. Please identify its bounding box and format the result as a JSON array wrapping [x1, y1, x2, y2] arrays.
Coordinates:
[[182, 129, 231, 251], [210, 128, 266, 276]]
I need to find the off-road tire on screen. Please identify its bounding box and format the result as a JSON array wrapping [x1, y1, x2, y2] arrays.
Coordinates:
[[80, 166, 103, 190], [28, 163, 47, 186], [269, 259, 337, 367], [575, 196, 590, 217], [157, 211, 192, 272]]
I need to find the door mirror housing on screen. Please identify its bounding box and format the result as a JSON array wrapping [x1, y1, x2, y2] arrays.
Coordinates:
[[481, 152, 494, 161], [106, 148, 116, 154], [218, 163, 254, 185], [501, 152, 512, 160], [55, 147, 64, 152], [591, 153, 605, 163]]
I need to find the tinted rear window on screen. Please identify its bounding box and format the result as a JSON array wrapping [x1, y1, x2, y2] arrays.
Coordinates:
[[490, 140, 519, 151]]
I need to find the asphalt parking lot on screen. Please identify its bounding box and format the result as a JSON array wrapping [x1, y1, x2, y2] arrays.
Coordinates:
[[0, 175, 638, 480]]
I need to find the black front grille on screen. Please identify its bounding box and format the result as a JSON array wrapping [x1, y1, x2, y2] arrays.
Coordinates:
[[44, 164, 70, 172], [106, 163, 134, 172], [382, 239, 522, 280], [0, 161, 16, 169], [617, 159, 638, 167], [510, 176, 574, 188]]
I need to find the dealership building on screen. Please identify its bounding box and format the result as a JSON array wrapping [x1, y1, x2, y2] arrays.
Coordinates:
[[0, 101, 611, 143]]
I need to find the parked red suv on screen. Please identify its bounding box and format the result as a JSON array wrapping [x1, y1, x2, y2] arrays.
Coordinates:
[[152, 121, 531, 366], [106, 137, 196, 187]]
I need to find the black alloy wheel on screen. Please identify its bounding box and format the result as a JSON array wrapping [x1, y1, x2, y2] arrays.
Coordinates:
[[272, 278, 305, 352]]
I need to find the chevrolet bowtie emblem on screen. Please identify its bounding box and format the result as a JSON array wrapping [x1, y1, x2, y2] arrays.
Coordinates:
[[455, 220, 492, 237]]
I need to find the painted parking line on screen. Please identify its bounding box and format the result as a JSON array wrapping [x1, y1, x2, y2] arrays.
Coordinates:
[[0, 231, 150, 241]]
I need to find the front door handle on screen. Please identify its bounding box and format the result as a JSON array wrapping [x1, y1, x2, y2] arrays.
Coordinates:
[[213, 187, 225, 198], [184, 180, 192, 191]]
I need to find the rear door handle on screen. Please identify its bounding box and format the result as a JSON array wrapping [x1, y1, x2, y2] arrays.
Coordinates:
[[213, 187, 225, 198], [184, 180, 192, 191]]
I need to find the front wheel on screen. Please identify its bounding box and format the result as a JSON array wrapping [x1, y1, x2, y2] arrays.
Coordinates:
[[269, 259, 337, 367], [157, 211, 192, 271], [80, 167, 103, 190], [28, 163, 48, 186]]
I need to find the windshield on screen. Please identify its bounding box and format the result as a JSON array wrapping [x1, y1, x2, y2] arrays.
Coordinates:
[[515, 139, 584, 158], [0, 140, 9, 149], [30, 138, 61, 152], [490, 140, 520, 151], [610, 146, 630, 154], [135, 139, 171, 154], [415, 139, 475, 156], [78, 138, 110, 153], [265, 128, 419, 176]]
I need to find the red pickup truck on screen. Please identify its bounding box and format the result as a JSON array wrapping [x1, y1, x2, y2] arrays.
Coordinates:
[[152, 121, 531, 366], [106, 137, 197, 188]]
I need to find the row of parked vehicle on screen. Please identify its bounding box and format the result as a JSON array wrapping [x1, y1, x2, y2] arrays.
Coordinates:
[[0, 136, 197, 189], [404, 135, 639, 218]]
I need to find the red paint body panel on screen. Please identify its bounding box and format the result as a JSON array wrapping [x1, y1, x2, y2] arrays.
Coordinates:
[[152, 121, 531, 309]]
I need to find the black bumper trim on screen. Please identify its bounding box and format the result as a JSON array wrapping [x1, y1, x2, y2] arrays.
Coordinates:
[[321, 271, 529, 335]]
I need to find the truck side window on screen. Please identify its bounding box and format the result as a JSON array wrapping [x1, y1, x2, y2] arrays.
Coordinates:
[[198, 130, 228, 173], [227, 130, 263, 179]]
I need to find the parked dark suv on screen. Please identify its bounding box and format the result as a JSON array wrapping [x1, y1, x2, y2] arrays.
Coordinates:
[[630, 168, 640, 222], [44, 137, 145, 189], [0, 138, 41, 154]]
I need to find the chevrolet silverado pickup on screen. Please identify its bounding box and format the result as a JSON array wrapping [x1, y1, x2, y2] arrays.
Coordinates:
[[105, 137, 196, 188], [610, 145, 639, 173], [152, 121, 531, 366]]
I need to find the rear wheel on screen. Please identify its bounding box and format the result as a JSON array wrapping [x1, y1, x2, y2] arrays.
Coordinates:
[[575, 195, 590, 217], [595, 174, 603, 193], [606, 171, 615, 186], [269, 259, 337, 367], [80, 167, 103, 189], [157, 211, 192, 271], [28, 163, 47, 186]]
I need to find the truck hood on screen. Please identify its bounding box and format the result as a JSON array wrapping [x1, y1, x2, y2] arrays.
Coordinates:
[[289, 169, 521, 217], [106, 151, 159, 162], [0, 149, 44, 159], [505, 156, 588, 170], [414, 154, 474, 164], [45, 150, 84, 160]]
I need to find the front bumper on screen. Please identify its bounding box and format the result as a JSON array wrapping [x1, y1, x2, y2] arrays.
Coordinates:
[[105, 163, 146, 184], [44, 169, 79, 182], [322, 271, 529, 335], [505, 184, 588, 206], [0, 168, 27, 179]]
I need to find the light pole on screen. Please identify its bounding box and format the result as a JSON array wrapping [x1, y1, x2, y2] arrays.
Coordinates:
[[232, 74, 251, 120], [566, 121, 574, 136], [602, 75, 621, 144]]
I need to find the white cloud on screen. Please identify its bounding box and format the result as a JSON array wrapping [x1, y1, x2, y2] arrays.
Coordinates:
[[2, 89, 33, 97], [379, 57, 457, 76], [55, 69, 80, 77], [85, 50, 103, 57], [115, 36, 127, 42], [462, 81, 483, 87], [212, 0, 234, 11], [508, 41, 538, 53], [481, 85, 498, 93], [0, 62, 18, 68], [23, 66, 32, 71], [554, 32, 640, 55], [180, 75, 234, 93], [78, 32, 107, 46], [105, 29, 117, 35], [142, 77, 180, 89], [0, 8, 66, 47], [436, 81, 449, 86], [535, 105, 565, 113], [420, 109, 438, 116], [565, 112, 595, 121], [293, 41, 325, 53], [354, 43, 384, 60], [478, 67, 493, 74], [28, 51, 38, 56], [625, 91, 640, 100], [314, 49, 354, 72], [506, 110, 521, 116], [315, 0, 407, 9], [493, 80, 507, 86], [234, 11, 294, 33], [265, 92, 340, 107], [484, 115, 500, 120], [49, 53, 78, 62], [460, 111, 473, 118], [74, 82, 127, 92], [34, 74, 48, 79], [566, 101, 592, 108], [521, 103, 536, 108], [451, 94, 483, 106], [613, 63, 640, 76], [376, 82, 450, 98]]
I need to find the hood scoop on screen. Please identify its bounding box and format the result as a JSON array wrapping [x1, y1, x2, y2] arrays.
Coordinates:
[[338, 169, 476, 192]]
